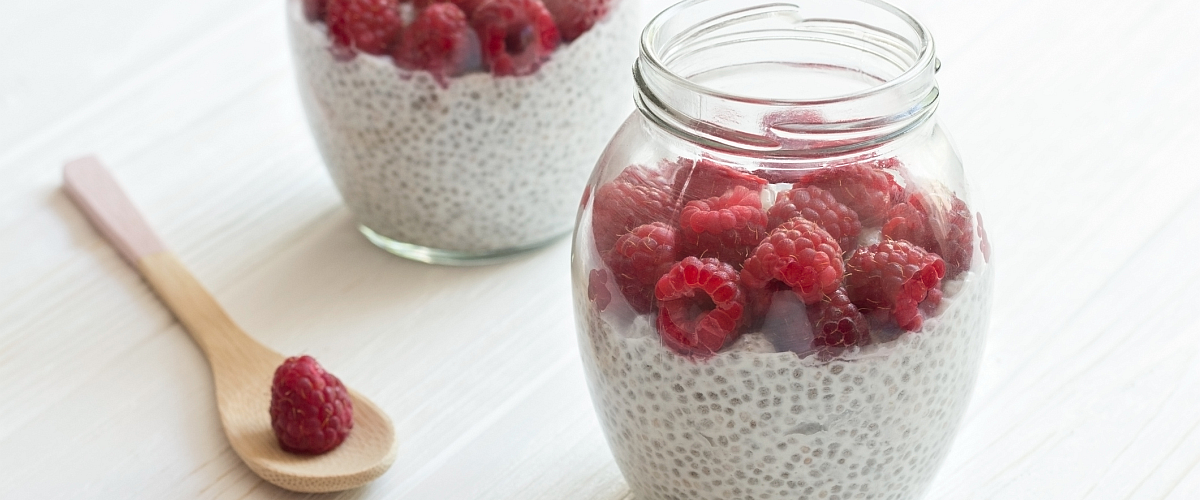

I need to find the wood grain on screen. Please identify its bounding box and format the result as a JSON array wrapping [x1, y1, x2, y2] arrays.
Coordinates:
[[136, 252, 397, 494], [62, 156, 166, 264], [61, 158, 397, 493]]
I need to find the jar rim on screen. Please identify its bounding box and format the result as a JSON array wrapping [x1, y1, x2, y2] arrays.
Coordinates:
[[639, 0, 936, 106]]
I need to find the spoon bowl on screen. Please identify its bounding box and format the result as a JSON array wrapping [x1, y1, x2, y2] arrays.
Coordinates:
[[64, 156, 397, 493]]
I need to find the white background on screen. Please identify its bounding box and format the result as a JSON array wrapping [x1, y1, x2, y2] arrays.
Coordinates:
[[2, 0, 1199, 498]]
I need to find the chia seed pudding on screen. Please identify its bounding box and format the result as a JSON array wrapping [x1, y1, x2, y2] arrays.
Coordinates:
[[576, 267, 993, 500], [573, 150, 994, 499], [572, 1, 990, 496], [287, 0, 640, 259]]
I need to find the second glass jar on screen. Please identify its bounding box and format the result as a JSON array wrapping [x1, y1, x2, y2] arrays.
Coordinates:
[[572, 1, 994, 499], [288, 0, 641, 264]]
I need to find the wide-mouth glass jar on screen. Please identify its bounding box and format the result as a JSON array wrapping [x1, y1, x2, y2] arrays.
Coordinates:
[[287, 0, 640, 265], [572, 0, 994, 498]]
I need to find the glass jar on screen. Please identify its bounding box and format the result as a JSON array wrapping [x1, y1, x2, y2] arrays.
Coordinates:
[[571, 0, 994, 498], [287, 0, 640, 265]]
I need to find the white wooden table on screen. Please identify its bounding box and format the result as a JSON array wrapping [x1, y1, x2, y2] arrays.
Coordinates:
[[3, 0, 1200, 498]]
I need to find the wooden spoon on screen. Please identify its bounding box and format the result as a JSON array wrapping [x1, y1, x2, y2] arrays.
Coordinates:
[[63, 156, 397, 493]]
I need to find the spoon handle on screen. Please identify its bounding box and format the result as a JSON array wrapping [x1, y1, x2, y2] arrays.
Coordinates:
[[62, 156, 165, 265], [64, 157, 397, 493], [63, 157, 278, 367]]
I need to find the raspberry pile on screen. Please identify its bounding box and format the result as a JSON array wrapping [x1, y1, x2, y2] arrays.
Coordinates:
[[308, 0, 614, 84], [588, 156, 977, 359], [270, 355, 355, 454]]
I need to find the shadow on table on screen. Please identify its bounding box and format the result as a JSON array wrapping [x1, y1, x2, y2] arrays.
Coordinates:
[[219, 204, 569, 346]]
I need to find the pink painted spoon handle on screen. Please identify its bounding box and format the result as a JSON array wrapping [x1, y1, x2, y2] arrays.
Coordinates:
[[62, 155, 272, 364], [62, 156, 167, 264]]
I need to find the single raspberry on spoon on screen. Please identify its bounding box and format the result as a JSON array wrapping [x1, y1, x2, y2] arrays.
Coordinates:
[[471, 0, 560, 76], [394, 2, 480, 86], [327, 0, 404, 55], [655, 257, 746, 357], [542, 0, 612, 42], [270, 355, 354, 455]]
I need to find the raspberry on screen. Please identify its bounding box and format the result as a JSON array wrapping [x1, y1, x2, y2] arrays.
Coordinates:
[[881, 200, 933, 249], [416, 0, 487, 15], [394, 2, 479, 87], [305, 0, 327, 22], [591, 164, 677, 253], [940, 195, 974, 276], [542, 0, 612, 42], [327, 0, 404, 55], [678, 186, 768, 266], [877, 157, 909, 201], [672, 157, 768, 205], [807, 287, 870, 351], [741, 217, 844, 304], [606, 223, 678, 314], [588, 268, 612, 311], [845, 240, 945, 331], [767, 185, 862, 251], [455, 0, 487, 13], [882, 192, 974, 278], [655, 257, 746, 357], [471, 0, 560, 76], [797, 162, 899, 224], [921, 286, 943, 315], [270, 355, 354, 454]]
